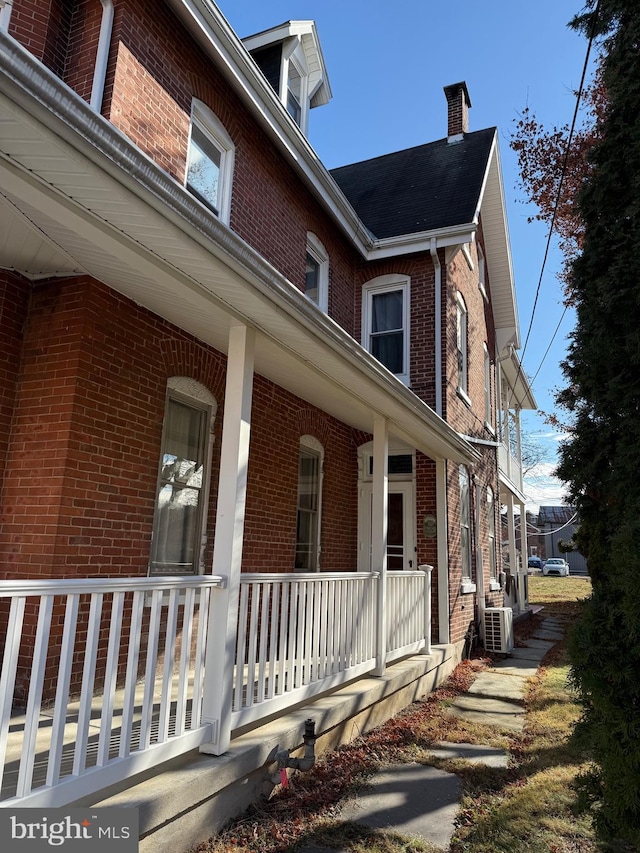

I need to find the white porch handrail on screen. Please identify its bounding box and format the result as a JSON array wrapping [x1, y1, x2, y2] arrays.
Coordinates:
[[0, 575, 223, 807]]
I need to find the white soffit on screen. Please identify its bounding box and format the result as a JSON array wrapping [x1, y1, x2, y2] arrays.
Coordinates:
[[477, 138, 520, 349], [0, 78, 475, 465]]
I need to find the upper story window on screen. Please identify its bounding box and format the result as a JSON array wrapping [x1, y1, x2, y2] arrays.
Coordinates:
[[477, 243, 487, 299], [286, 61, 303, 125], [459, 465, 473, 586], [150, 378, 217, 576], [305, 232, 329, 311], [295, 436, 324, 571], [362, 275, 410, 385], [456, 292, 469, 402], [186, 100, 234, 224], [484, 344, 493, 429]]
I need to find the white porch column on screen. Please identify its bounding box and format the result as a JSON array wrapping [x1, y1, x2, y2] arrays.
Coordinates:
[[436, 457, 450, 644], [505, 492, 519, 614], [420, 564, 434, 655], [372, 416, 388, 676], [200, 323, 255, 756], [518, 498, 528, 610]]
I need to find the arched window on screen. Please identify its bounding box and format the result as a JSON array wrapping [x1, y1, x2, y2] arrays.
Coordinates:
[[186, 100, 235, 223], [484, 343, 493, 428], [149, 378, 217, 576], [459, 465, 472, 583], [477, 243, 487, 298], [305, 232, 329, 311], [295, 436, 324, 571], [456, 292, 469, 401]]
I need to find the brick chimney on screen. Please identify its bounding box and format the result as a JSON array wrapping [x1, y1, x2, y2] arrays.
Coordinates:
[[444, 82, 471, 140]]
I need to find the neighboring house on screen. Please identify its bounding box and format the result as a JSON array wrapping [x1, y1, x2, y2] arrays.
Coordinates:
[[537, 506, 588, 574], [0, 0, 534, 837]]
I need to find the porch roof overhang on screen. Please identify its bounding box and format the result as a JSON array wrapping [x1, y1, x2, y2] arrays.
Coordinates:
[[498, 473, 528, 505], [501, 349, 537, 411], [0, 34, 478, 466]]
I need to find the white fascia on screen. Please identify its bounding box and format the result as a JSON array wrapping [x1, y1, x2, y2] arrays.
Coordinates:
[[366, 223, 477, 261]]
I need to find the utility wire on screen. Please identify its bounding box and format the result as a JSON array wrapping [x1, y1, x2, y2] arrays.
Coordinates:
[[530, 305, 569, 387], [510, 1, 601, 402]]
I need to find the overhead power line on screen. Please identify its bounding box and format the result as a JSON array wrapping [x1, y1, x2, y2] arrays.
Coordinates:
[[511, 1, 601, 401]]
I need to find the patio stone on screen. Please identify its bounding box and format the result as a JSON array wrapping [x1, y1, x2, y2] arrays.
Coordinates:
[[446, 695, 525, 731], [339, 763, 461, 849], [426, 741, 510, 768]]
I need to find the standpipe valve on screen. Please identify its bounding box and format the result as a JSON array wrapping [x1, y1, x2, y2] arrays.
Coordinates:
[[274, 718, 317, 787]]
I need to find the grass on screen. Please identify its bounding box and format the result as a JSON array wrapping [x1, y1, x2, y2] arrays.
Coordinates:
[[191, 576, 603, 853]]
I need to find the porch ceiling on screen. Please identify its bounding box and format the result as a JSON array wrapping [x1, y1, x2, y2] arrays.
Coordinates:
[[0, 41, 477, 466]]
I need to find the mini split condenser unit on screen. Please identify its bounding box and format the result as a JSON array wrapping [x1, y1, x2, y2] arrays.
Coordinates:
[[483, 607, 514, 654]]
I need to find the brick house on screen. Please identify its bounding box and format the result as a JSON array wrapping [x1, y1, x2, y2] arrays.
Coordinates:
[[0, 0, 534, 834]]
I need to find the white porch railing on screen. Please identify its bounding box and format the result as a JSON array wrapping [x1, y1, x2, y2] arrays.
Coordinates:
[[0, 567, 432, 807], [232, 572, 378, 728], [0, 576, 223, 807], [498, 443, 523, 492], [386, 570, 432, 662]]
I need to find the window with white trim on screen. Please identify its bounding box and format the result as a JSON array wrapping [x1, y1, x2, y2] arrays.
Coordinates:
[[459, 465, 473, 587], [305, 233, 329, 311], [456, 292, 469, 401], [150, 379, 216, 576], [487, 486, 497, 580], [295, 436, 323, 571], [186, 100, 234, 223], [484, 344, 493, 428], [478, 243, 487, 298], [287, 60, 303, 125], [362, 275, 410, 385]]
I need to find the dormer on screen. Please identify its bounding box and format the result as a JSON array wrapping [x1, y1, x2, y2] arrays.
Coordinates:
[[243, 21, 332, 137]]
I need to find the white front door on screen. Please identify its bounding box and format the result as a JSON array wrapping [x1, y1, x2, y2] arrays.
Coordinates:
[[358, 481, 416, 572]]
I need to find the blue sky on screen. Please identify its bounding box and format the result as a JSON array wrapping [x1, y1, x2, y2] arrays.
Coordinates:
[[217, 1, 595, 509]]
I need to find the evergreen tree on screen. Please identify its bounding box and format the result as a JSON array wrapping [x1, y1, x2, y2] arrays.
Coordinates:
[[557, 1, 640, 845]]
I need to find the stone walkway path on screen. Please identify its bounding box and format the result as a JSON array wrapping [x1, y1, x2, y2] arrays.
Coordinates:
[[297, 614, 567, 852]]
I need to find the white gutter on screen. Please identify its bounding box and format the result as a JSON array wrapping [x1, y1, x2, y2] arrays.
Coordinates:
[[0, 0, 13, 33], [430, 238, 443, 417], [90, 0, 114, 113]]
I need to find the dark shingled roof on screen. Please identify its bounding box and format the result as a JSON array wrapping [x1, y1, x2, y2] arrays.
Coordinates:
[[537, 506, 576, 525], [329, 127, 496, 240]]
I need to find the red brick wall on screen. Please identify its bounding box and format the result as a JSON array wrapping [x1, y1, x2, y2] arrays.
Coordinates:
[[64, 0, 104, 104], [0, 272, 31, 476], [441, 233, 502, 643], [9, 0, 68, 68], [0, 276, 359, 581], [102, 0, 359, 336], [6, 0, 504, 649]]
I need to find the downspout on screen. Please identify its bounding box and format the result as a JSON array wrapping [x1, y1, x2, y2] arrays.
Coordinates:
[[90, 0, 115, 113], [473, 475, 486, 640], [0, 0, 13, 33], [430, 238, 443, 417]]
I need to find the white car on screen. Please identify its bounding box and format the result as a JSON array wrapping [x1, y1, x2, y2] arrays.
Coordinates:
[[543, 558, 570, 577]]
